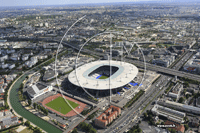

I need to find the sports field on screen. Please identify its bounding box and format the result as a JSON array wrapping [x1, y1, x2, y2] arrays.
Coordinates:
[[45, 97, 79, 115], [99, 75, 108, 79]]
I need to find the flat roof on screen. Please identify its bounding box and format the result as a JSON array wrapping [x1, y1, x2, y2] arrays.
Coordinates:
[[166, 100, 200, 113], [68, 60, 138, 90], [27, 82, 47, 96], [36, 82, 47, 90], [43, 69, 56, 80]]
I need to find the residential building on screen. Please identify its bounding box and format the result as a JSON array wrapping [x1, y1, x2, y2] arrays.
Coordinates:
[[0, 55, 8, 62], [152, 55, 175, 67], [9, 64, 15, 69], [95, 105, 121, 128], [22, 54, 29, 61], [168, 83, 183, 99], [164, 120, 185, 133]]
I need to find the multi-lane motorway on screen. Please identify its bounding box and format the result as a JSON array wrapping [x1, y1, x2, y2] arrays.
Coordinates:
[[105, 75, 171, 133], [61, 40, 200, 82], [59, 40, 199, 133], [115, 50, 194, 133]]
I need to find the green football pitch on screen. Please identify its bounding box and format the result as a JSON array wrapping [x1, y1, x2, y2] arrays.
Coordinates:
[[45, 97, 79, 115], [99, 75, 108, 79]]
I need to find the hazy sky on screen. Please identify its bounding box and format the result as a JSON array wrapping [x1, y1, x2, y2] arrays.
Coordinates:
[[0, 0, 166, 7]]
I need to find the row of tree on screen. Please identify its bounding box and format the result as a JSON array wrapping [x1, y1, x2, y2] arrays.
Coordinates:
[[78, 122, 97, 133], [25, 120, 43, 133], [33, 103, 48, 115], [128, 124, 142, 133]]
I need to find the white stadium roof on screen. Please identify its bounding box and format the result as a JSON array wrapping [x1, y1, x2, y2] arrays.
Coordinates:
[[68, 60, 138, 90]]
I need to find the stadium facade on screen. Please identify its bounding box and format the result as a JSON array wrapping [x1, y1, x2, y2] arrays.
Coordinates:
[[68, 60, 138, 96]]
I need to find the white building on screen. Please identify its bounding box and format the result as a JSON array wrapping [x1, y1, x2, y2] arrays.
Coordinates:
[[1, 63, 8, 69], [45, 22, 48, 27], [158, 100, 200, 115], [6, 49, 15, 54], [27, 82, 53, 99], [0, 55, 8, 62], [152, 104, 185, 123], [9, 64, 15, 69], [152, 55, 175, 67], [37, 55, 48, 60], [184, 52, 200, 73], [10, 54, 20, 61], [25, 56, 38, 68], [168, 83, 183, 99], [43, 43, 63, 49], [22, 54, 29, 61]]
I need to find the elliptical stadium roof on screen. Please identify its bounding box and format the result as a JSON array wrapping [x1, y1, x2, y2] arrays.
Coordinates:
[[68, 60, 138, 90]]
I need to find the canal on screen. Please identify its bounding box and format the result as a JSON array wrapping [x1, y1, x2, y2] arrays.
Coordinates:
[[9, 74, 63, 133]]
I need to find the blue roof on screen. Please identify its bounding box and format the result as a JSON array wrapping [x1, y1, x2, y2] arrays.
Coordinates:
[[117, 92, 120, 95], [130, 82, 138, 86], [124, 87, 129, 89], [139, 84, 142, 86]]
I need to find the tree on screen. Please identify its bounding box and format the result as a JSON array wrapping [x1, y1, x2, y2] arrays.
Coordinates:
[[72, 128, 78, 133], [25, 121, 30, 127], [184, 124, 189, 131], [186, 94, 191, 99], [34, 127, 42, 133], [23, 95, 27, 100], [178, 97, 184, 103], [86, 124, 92, 132], [33, 103, 37, 109], [28, 99, 32, 106], [37, 105, 41, 111], [44, 109, 48, 115], [19, 117, 23, 122], [171, 129, 176, 133], [89, 128, 97, 133], [183, 82, 189, 87], [144, 113, 148, 118], [183, 89, 187, 95]]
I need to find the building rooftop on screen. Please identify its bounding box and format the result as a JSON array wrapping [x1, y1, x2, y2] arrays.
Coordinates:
[[68, 60, 138, 90]]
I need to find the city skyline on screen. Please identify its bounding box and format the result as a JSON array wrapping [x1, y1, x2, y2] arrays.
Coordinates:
[[0, 0, 197, 7]]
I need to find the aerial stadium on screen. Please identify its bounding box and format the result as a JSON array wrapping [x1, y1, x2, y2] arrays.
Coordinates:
[[68, 60, 139, 96]]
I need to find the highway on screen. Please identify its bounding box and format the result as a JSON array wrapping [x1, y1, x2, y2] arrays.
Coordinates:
[[57, 40, 200, 133], [116, 49, 194, 133], [117, 75, 171, 133], [123, 58, 200, 81], [60, 40, 200, 82], [104, 75, 170, 133]]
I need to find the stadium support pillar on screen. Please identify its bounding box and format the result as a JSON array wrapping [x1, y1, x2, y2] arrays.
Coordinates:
[[96, 91, 99, 97]]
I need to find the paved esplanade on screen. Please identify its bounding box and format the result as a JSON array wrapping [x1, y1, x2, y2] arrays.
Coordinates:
[[68, 60, 138, 90]]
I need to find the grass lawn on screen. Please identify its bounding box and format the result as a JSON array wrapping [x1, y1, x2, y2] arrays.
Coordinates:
[[99, 75, 108, 79], [45, 97, 79, 115]]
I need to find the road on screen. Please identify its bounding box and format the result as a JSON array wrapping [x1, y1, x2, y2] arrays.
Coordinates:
[[117, 49, 193, 133], [60, 40, 200, 82], [104, 75, 170, 133]]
